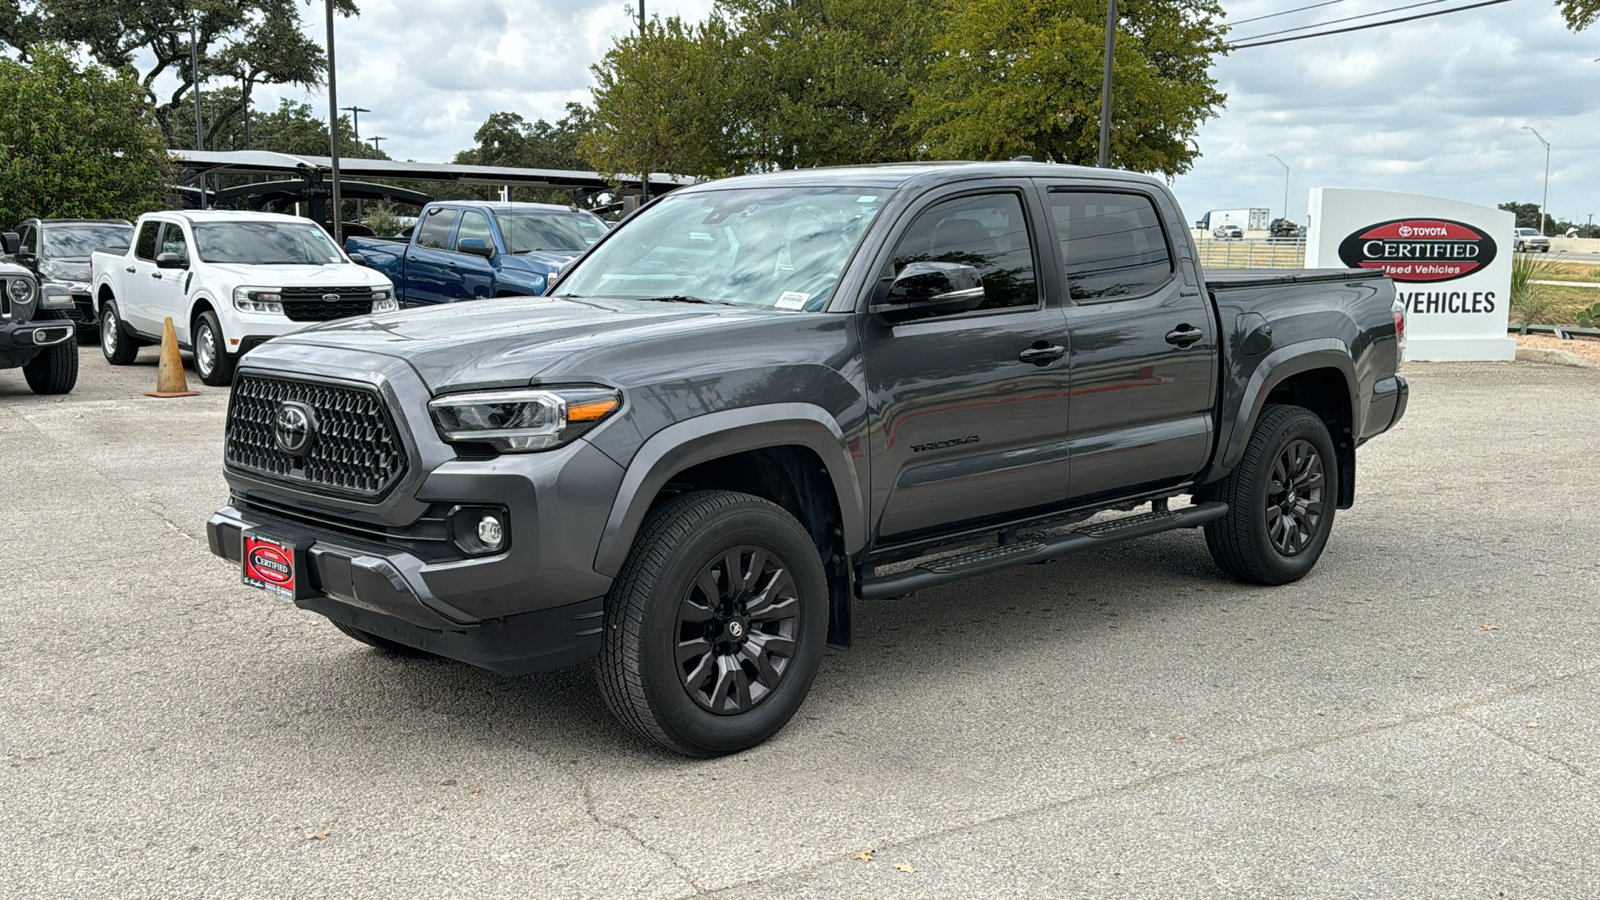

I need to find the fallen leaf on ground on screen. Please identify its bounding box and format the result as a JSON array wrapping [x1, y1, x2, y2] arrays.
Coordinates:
[[304, 829, 333, 841], [853, 850, 874, 862], [467, 786, 482, 794], [893, 863, 916, 873], [1480, 623, 1500, 631], [1526, 722, 1540, 728], [1171, 734, 1187, 741]]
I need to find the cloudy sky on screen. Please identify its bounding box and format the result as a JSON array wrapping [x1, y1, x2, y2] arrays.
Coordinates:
[[243, 0, 1599, 228]]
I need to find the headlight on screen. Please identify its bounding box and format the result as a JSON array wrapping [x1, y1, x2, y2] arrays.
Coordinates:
[[370, 289, 397, 313], [7, 277, 36, 305], [233, 286, 283, 314], [428, 385, 621, 452]]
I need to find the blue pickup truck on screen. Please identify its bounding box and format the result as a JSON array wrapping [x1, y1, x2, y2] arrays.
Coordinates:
[[345, 201, 610, 306]]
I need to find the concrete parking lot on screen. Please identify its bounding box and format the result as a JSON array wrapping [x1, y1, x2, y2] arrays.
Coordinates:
[[2, 350, 1597, 898]]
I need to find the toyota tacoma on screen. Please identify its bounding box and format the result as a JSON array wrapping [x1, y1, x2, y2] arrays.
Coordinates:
[[208, 162, 1409, 756]]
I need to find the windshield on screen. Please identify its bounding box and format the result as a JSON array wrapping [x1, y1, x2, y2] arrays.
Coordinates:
[[552, 187, 889, 311], [496, 212, 610, 254], [193, 222, 345, 265], [43, 224, 132, 259]]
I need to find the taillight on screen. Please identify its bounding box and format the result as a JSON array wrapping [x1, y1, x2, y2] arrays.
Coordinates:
[[1391, 299, 1407, 368]]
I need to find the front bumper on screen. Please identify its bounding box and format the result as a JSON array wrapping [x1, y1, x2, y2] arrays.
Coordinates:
[[1, 319, 74, 350], [208, 505, 605, 675]]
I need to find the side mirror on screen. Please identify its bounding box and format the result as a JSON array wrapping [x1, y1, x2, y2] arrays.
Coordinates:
[[870, 261, 985, 324], [1, 232, 18, 255], [457, 238, 495, 259], [155, 252, 187, 269], [347, 252, 367, 267]]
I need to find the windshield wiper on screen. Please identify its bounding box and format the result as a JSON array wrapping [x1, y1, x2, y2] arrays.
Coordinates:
[[633, 294, 741, 307]]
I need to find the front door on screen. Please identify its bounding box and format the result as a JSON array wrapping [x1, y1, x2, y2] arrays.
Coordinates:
[[122, 219, 166, 334], [1036, 184, 1218, 503], [449, 209, 498, 299], [862, 185, 1072, 543]]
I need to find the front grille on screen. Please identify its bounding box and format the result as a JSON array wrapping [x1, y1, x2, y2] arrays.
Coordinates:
[[280, 286, 374, 322], [225, 374, 407, 498]]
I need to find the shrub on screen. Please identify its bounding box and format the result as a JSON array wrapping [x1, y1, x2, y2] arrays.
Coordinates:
[[1509, 253, 1561, 325]]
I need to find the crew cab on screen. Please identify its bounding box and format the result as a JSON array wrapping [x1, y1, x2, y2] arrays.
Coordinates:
[[0, 231, 77, 394], [7, 218, 133, 338], [345, 201, 609, 306], [90, 211, 396, 386], [207, 162, 1408, 757], [1512, 227, 1550, 253]]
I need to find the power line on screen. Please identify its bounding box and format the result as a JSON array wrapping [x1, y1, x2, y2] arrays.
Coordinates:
[[1232, 0, 1448, 42], [1228, 0, 1517, 48], [1230, 0, 1348, 27]]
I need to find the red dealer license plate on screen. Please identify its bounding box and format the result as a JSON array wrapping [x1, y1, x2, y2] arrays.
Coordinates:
[[242, 534, 298, 599]]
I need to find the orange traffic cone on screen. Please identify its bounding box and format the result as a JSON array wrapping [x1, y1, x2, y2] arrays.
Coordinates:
[[145, 316, 199, 398]]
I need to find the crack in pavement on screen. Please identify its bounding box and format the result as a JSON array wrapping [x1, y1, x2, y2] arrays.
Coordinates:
[[681, 663, 1600, 898], [578, 776, 707, 896], [1452, 709, 1586, 777]]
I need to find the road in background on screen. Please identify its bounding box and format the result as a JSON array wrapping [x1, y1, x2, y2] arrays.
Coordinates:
[[2, 356, 1597, 898]]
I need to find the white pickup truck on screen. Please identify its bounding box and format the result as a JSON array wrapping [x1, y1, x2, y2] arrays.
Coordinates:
[[90, 211, 397, 385]]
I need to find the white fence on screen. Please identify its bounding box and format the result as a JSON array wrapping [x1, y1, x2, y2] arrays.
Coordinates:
[[1194, 238, 1306, 269]]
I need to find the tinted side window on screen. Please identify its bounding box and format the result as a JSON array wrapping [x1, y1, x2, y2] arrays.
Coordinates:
[[1047, 191, 1173, 302], [159, 223, 189, 260], [891, 192, 1037, 311], [134, 222, 160, 261], [454, 211, 492, 250], [416, 208, 459, 250]]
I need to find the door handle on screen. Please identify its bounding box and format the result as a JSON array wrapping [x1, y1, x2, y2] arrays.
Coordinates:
[[151, 272, 162, 279], [125, 266, 136, 273], [1018, 342, 1066, 364], [1165, 326, 1204, 347]]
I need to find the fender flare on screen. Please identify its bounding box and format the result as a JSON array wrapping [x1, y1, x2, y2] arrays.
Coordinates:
[[1221, 340, 1358, 472], [592, 403, 867, 577]]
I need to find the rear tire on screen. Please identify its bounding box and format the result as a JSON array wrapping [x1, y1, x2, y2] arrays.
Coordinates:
[[330, 621, 433, 657], [22, 317, 78, 395], [100, 300, 139, 365], [1203, 404, 1338, 585], [595, 490, 828, 757], [193, 310, 235, 387]]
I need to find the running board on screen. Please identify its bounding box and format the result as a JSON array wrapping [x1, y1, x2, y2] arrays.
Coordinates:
[[857, 502, 1229, 600]]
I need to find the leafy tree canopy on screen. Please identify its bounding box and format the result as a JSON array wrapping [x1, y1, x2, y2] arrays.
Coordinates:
[[0, 44, 169, 225], [1557, 0, 1598, 29], [0, 0, 356, 148]]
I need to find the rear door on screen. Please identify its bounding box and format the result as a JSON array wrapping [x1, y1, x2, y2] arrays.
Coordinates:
[[1035, 183, 1217, 502], [861, 182, 1073, 542], [403, 207, 460, 306]]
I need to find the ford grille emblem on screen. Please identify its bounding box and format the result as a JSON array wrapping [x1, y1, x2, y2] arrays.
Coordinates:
[[321, 292, 341, 302], [274, 403, 316, 456]]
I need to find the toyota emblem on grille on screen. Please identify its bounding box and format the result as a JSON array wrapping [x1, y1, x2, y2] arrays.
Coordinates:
[[321, 292, 341, 302], [274, 402, 316, 456]]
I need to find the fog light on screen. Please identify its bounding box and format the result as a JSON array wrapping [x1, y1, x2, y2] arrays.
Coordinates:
[[477, 515, 504, 550]]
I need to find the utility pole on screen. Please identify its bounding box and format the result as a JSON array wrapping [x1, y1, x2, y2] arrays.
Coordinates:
[[1097, 0, 1117, 167], [1268, 154, 1290, 222], [1522, 126, 1550, 236], [340, 105, 370, 140], [325, 0, 343, 243], [637, 1, 650, 203], [369, 136, 386, 153]]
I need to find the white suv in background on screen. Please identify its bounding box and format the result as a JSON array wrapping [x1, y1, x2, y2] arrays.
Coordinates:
[[90, 211, 397, 385], [1513, 227, 1550, 253]]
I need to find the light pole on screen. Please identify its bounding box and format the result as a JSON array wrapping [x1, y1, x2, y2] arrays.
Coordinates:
[[1522, 126, 1550, 236], [1268, 154, 1290, 223], [369, 136, 386, 153], [325, 0, 343, 243], [340, 105, 370, 141], [1097, 0, 1117, 167]]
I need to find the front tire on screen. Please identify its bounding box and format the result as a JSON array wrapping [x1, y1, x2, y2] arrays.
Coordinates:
[[100, 300, 139, 365], [193, 310, 236, 386], [596, 491, 828, 757], [1203, 404, 1338, 585], [22, 319, 78, 395]]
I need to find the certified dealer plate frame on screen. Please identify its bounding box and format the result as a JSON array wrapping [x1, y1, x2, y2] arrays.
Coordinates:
[[242, 533, 303, 599]]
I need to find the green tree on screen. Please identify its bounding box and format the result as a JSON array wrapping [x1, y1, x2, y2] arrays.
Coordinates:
[[453, 105, 596, 204], [0, 43, 168, 225], [203, 94, 385, 159], [1557, 0, 1598, 29], [0, 0, 356, 149], [906, 0, 1228, 175], [1498, 202, 1544, 230]]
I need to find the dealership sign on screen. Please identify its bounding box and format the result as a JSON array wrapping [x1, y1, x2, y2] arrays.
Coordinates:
[[1308, 189, 1514, 361]]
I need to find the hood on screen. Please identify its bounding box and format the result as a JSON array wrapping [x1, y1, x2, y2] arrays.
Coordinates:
[[274, 296, 781, 391], [203, 262, 392, 287]]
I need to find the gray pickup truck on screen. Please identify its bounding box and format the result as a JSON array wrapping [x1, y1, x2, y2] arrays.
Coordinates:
[[208, 162, 1408, 756]]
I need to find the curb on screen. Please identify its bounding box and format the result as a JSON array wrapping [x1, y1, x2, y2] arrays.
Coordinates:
[[1515, 348, 1597, 368]]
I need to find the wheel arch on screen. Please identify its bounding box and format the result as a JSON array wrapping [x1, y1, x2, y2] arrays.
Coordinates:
[[1220, 342, 1358, 509]]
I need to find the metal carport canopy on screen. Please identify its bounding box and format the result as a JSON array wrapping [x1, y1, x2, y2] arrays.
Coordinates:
[[167, 150, 697, 193]]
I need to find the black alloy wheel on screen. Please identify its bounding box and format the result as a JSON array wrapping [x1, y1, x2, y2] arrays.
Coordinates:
[[676, 546, 801, 715], [1265, 439, 1326, 557]]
